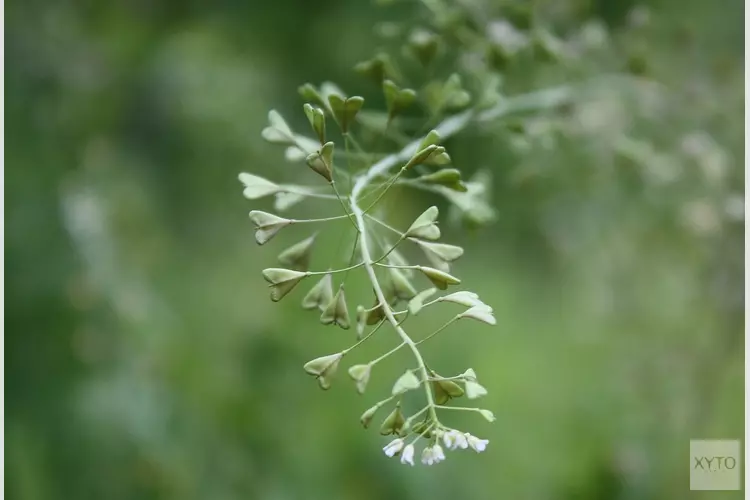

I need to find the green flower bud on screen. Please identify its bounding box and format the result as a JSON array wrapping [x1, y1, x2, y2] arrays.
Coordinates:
[[348, 364, 372, 394], [392, 370, 421, 395], [277, 234, 317, 271], [379, 405, 406, 435], [238, 173, 281, 199], [262, 268, 308, 302], [248, 211, 292, 245], [405, 206, 440, 240], [320, 284, 351, 329], [417, 266, 461, 290], [301, 273, 333, 311]]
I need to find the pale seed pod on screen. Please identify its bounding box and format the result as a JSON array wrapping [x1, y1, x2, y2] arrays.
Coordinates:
[[320, 284, 351, 329]]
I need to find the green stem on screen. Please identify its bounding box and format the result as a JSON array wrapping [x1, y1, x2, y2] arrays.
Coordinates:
[[415, 317, 458, 346], [305, 262, 364, 276]]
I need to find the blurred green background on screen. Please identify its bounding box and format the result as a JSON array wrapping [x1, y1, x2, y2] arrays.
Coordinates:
[[5, 0, 744, 499]]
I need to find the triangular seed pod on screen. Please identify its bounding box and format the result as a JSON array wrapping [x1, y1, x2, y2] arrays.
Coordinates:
[[458, 305, 496, 325], [408, 29, 439, 67], [379, 405, 406, 435], [238, 173, 281, 199], [262, 268, 308, 302], [278, 234, 317, 271], [249, 211, 292, 245], [348, 364, 372, 394], [417, 266, 461, 290], [438, 291, 484, 308], [303, 103, 326, 145], [301, 273, 333, 311], [416, 169, 467, 192], [465, 379, 489, 399], [405, 206, 440, 240], [389, 268, 417, 301], [328, 95, 364, 134], [383, 79, 416, 120], [320, 284, 351, 329], [404, 144, 440, 170], [261, 110, 295, 144], [356, 305, 367, 338], [408, 287, 437, 315], [432, 379, 450, 405], [392, 370, 421, 395], [360, 404, 380, 429], [418, 130, 442, 150], [306, 142, 334, 182]]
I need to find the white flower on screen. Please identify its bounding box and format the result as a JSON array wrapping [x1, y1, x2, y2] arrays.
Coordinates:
[[400, 444, 415, 466], [421, 444, 446, 465], [443, 429, 468, 450], [383, 438, 404, 457], [466, 433, 489, 453]]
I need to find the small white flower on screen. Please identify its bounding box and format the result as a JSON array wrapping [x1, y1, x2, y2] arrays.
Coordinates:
[[383, 438, 404, 457], [400, 444, 415, 466], [443, 430, 468, 450], [466, 433, 489, 453], [421, 445, 445, 465]]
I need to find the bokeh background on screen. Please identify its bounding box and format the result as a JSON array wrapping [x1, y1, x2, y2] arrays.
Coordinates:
[[5, 0, 744, 499]]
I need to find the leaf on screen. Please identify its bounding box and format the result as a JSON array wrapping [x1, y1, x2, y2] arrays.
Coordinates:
[[238, 173, 280, 199]]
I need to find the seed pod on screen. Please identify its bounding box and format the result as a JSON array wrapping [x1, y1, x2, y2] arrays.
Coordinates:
[[465, 379, 489, 399], [418, 266, 461, 290], [392, 370, 421, 395], [354, 53, 397, 83], [388, 268, 417, 301], [303, 103, 326, 145], [306, 142, 334, 182], [405, 145, 441, 170], [261, 110, 295, 144], [303, 352, 342, 390], [238, 173, 281, 199], [412, 240, 464, 272], [248, 211, 292, 245], [301, 273, 334, 311], [383, 79, 416, 120], [405, 206, 440, 240], [438, 291, 483, 308], [320, 284, 351, 329], [416, 169, 467, 192], [262, 268, 308, 301], [408, 287, 437, 315], [408, 29, 440, 67], [328, 95, 364, 134], [348, 364, 372, 394], [379, 405, 406, 435], [458, 305, 496, 326], [360, 404, 380, 429], [278, 234, 317, 271]]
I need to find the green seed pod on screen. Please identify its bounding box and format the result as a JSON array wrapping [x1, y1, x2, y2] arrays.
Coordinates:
[[439, 291, 483, 308], [306, 142, 334, 182], [419, 130, 442, 150], [442, 74, 471, 110], [432, 379, 450, 405], [298, 83, 326, 108], [302, 273, 334, 311], [408, 287, 437, 315], [278, 234, 317, 271], [327, 95, 364, 134], [320, 284, 351, 329], [354, 53, 397, 83], [261, 110, 295, 144], [412, 240, 464, 272], [410, 420, 433, 438], [407, 29, 440, 67], [405, 144, 440, 170], [248, 211, 292, 245], [303, 352, 342, 390], [417, 266, 461, 290], [356, 305, 367, 338], [405, 206, 440, 240], [383, 79, 416, 120], [360, 404, 380, 429], [388, 268, 417, 302], [366, 303, 385, 325], [416, 169, 467, 192], [348, 364, 372, 394], [458, 305, 496, 326], [303, 103, 327, 145], [478, 409, 496, 422], [262, 268, 308, 302], [465, 379, 489, 399], [392, 370, 421, 395], [238, 173, 281, 199], [379, 405, 406, 435]]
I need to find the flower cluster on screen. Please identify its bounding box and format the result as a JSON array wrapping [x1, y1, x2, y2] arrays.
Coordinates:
[[382, 428, 488, 466]]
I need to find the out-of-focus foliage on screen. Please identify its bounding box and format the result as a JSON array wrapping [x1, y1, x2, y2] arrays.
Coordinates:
[[5, 0, 743, 499]]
